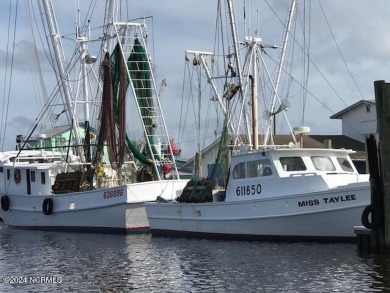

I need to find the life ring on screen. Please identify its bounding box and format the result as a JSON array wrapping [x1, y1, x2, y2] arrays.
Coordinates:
[[1, 195, 10, 211], [361, 204, 376, 230], [42, 198, 53, 215], [14, 169, 21, 184]]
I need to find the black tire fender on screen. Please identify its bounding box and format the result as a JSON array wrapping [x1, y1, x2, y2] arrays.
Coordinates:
[[42, 198, 53, 215], [1, 195, 10, 212], [361, 204, 375, 229]]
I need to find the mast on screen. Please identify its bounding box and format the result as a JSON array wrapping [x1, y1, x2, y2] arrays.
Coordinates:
[[39, 0, 84, 160], [250, 45, 258, 150], [264, 0, 297, 144], [80, 40, 90, 123], [226, 0, 251, 144], [242, 34, 262, 150], [103, 0, 115, 51], [186, 50, 238, 135], [196, 62, 202, 179]]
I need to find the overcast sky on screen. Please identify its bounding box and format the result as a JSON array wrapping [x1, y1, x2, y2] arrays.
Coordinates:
[[0, 0, 389, 157]]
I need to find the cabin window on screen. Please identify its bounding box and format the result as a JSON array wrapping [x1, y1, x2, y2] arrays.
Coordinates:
[[31, 171, 36, 182], [6, 169, 10, 180], [247, 159, 273, 177], [366, 103, 371, 113], [41, 172, 46, 185], [337, 158, 354, 172], [280, 157, 306, 171], [233, 162, 246, 179], [311, 156, 336, 171], [0, 167, 3, 173]]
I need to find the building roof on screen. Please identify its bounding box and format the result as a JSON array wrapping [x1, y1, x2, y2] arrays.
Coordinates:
[[42, 123, 97, 138], [330, 100, 375, 119], [180, 134, 366, 169], [44, 125, 71, 137], [309, 135, 366, 160]]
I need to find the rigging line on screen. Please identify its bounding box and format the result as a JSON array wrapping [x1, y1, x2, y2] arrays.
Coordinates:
[[189, 64, 201, 153], [202, 89, 212, 151], [81, 0, 97, 35], [263, 0, 285, 27], [39, 3, 93, 89], [214, 0, 227, 65], [25, 86, 62, 137], [4, 122, 38, 193], [261, 44, 303, 100], [301, 1, 312, 125], [61, 24, 105, 39], [27, 1, 50, 115], [177, 60, 188, 146], [262, 0, 310, 97], [36, 6, 80, 91], [260, 46, 334, 123], [1, 0, 14, 149], [271, 1, 355, 111], [294, 3, 311, 125], [317, 0, 366, 103], [15, 123, 38, 161], [262, 26, 346, 118], [1, 0, 19, 151], [179, 133, 220, 144], [179, 61, 194, 146]]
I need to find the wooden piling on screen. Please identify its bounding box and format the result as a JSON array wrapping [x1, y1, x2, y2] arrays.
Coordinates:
[[365, 134, 384, 249], [356, 80, 390, 251], [377, 81, 390, 248], [359, 80, 390, 251]]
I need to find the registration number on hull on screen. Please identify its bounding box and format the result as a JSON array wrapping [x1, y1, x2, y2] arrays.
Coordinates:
[[236, 184, 262, 196], [103, 188, 124, 199]]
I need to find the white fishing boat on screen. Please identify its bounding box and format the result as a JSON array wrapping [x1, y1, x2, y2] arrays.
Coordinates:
[[144, 0, 371, 241], [145, 144, 370, 241], [0, 1, 187, 233]]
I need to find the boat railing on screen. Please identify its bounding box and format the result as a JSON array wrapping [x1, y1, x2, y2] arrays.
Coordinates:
[[232, 144, 296, 155]]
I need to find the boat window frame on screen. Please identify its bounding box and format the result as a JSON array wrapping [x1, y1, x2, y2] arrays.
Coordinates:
[[232, 162, 246, 179], [279, 156, 307, 172], [247, 159, 273, 177], [41, 172, 46, 185], [337, 157, 354, 172], [311, 156, 336, 171]]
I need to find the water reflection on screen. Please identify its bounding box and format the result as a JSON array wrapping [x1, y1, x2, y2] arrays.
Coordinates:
[[0, 223, 389, 292]]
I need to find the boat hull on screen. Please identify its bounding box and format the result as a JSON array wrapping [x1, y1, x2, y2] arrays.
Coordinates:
[[0, 180, 187, 234], [145, 184, 370, 242]]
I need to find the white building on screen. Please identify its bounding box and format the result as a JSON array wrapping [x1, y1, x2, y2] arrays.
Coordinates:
[[330, 100, 377, 142]]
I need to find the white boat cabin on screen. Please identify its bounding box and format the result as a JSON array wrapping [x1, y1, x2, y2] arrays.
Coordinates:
[[224, 147, 369, 202], [0, 150, 77, 197]]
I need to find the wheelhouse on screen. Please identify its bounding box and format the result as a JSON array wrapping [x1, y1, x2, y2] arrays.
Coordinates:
[[229, 147, 359, 181]]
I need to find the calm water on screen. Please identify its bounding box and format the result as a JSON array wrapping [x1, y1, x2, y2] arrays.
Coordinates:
[[0, 223, 389, 292]]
